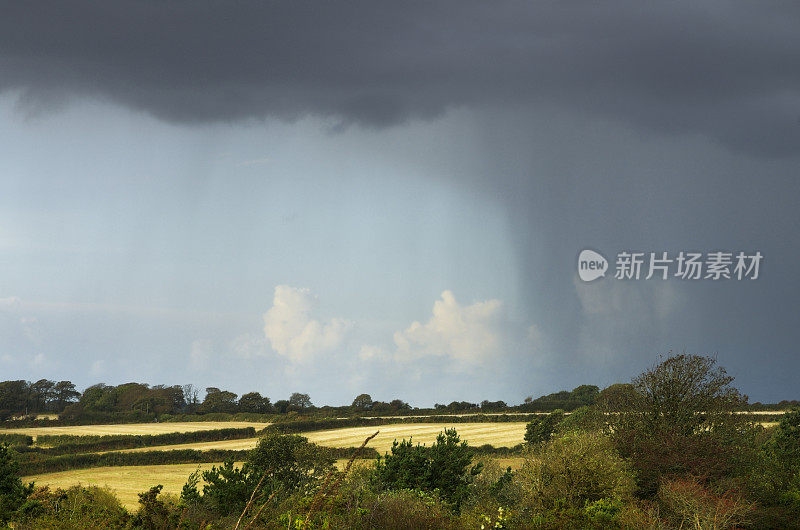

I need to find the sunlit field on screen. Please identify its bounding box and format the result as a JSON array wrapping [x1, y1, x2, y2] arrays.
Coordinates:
[[0, 421, 268, 439], [23, 456, 529, 511], [304, 422, 528, 454], [22, 463, 225, 510], [111, 422, 527, 454]]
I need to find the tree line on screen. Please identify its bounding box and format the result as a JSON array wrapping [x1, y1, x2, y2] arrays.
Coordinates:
[[2, 377, 796, 424]]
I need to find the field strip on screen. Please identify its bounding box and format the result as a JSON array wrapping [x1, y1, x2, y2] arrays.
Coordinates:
[[113, 422, 527, 454], [23, 462, 225, 510], [24, 460, 367, 510], [0, 421, 268, 439], [23, 456, 524, 511], [304, 422, 527, 454]]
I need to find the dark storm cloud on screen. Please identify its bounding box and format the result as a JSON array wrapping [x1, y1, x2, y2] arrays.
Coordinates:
[[2, 1, 800, 155]]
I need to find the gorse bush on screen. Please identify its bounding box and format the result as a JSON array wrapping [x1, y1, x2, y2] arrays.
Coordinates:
[[374, 428, 483, 509], [182, 433, 337, 518], [516, 431, 636, 512]]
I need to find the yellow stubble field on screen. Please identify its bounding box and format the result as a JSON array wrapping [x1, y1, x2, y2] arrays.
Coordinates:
[[0, 421, 268, 439]]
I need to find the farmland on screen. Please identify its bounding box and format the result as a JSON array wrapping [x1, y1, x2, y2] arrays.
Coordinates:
[[1, 421, 268, 439], [16, 421, 526, 509], [22, 463, 223, 510], [113, 422, 528, 454]]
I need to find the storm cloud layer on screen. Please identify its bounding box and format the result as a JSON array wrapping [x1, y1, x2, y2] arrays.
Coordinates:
[[1, 3, 799, 403], [2, 1, 800, 155]]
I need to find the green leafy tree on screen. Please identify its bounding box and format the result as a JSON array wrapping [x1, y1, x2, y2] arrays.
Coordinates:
[[0, 443, 33, 522], [351, 393, 374, 410], [197, 434, 334, 516], [238, 391, 272, 413], [200, 387, 238, 414], [288, 392, 312, 410], [201, 459, 259, 516], [524, 411, 564, 444], [763, 407, 800, 505], [605, 353, 757, 495]]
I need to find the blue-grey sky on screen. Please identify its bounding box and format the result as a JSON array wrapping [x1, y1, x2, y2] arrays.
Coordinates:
[[1, 2, 798, 405]]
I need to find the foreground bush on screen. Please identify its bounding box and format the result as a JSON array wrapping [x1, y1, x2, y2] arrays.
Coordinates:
[[657, 477, 754, 529], [0, 442, 33, 523], [13, 485, 129, 528], [181, 433, 336, 518], [374, 427, 482, 510], [516, 431, 636, 511]]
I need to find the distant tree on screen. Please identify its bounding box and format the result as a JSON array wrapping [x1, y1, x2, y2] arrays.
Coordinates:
[[288, 392, 312, 410], [389, 399, 411, 412], [480, 400, 508, 411], [182, 384, 199, 413], [238, 392, 272, 414], [0, 381, 27, 418], [52, 381, 80, 411], [273, 400, 290, 414], [78, 383, 109, 411], [571, 384, 600, 405], [30, 379, 55, 413], [351, 393, 374, 410], [447, 401, 478, 411], [596, 383, 636, 411], [200, 388, 238, 414]]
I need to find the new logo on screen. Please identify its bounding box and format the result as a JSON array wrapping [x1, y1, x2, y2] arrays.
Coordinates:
[[578, 249, 608, 282]]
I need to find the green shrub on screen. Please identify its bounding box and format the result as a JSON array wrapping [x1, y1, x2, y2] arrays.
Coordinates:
[[0, 434, 33, 447], [197, 433, 336, 517], [0, 442, 33, 523], [515, 431, 636, 512], [524, 411, 564, 444], [12, 485, 129, 528], [374, 428, 482, 510]]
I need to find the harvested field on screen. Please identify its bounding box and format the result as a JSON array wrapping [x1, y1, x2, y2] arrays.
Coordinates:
[[23, 463, 225, 510], [115, 422, 527, 454], [1, 421, 267, 439], [304, 422, 527, 454]]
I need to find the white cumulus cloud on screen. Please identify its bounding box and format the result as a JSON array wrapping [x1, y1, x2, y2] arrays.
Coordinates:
[[393, 290, 505, 366], [263, 285, 351, 363]]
